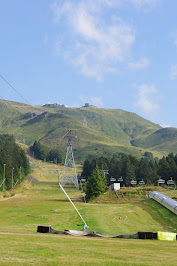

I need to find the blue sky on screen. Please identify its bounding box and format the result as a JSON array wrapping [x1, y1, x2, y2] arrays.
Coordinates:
[[0, 0, 177, 127]]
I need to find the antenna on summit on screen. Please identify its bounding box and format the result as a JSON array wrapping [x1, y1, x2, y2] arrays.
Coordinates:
[[61, 130, 79, 189]]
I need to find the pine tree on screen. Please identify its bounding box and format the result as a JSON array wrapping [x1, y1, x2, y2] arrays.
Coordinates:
[[81, 159, 92, 179], [158, 156, 170, 178], [0, 134, 30, 190], [109, 157, 118, 178], [85, 165, 106, 202], [124, 158, 136, 186]]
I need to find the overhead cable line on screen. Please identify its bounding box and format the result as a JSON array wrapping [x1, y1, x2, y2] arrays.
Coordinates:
[[0, 73, 30, 105]]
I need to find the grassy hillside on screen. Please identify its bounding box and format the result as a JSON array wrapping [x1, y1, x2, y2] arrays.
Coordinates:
[[0, 158, 177, 235], [132, 127, 177, 154], [0, 159, 177, 264], [0, 99, 173, 160]]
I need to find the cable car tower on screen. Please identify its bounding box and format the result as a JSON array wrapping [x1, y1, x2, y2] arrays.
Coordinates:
[[61, 130, 79, 189]]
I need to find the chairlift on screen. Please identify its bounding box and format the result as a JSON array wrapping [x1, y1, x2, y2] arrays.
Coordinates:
[[81, 178, 86, 182], [139, 179, 145, 185], [118, 177, 123, 182], [158, 178, 165, 184], [167, 177, 174, 185], [130, 179, 137, 185]]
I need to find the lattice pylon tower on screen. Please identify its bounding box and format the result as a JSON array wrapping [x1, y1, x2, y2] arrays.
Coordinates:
[[83, 116, 88, 127], [61, 130, 79, 189]]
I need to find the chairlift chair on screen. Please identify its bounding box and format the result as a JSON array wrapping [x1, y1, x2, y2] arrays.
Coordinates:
[[167, 177, 174, 185], [130, 179, 137, 185], [139, 179, 145, 185]]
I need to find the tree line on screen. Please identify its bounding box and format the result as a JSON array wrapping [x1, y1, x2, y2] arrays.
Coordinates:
[[82, 152, 177, 200], [0, 134, 30, 190], [30, 141, 65, 164]]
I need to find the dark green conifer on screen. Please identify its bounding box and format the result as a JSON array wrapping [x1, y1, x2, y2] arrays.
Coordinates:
[[86, 165, 106, 202]]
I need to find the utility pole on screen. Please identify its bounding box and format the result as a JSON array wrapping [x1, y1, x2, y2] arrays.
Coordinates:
[[12, 167, 14, 190], [3, 164, 6, 191], [40, 166, 42, 179], [58, 170, 62, 184], [20, 166, 21, 185]]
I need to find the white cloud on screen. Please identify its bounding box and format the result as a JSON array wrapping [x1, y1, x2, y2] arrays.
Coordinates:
[[128, 58, 150, 70], [50, 0, 158, 80], [136, 84, 159, 114], [170, 64, 177, 80], [90, 96, 103, 107], [50, 0, 135, 80]]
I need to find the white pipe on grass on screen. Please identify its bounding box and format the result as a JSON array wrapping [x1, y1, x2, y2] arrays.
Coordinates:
[[59, 183, 88, 231]]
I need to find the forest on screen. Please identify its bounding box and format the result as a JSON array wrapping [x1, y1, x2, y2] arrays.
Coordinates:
[[81, 152, 177, 187], [30, 141, 65, 164], [0, 134, 30, 190]]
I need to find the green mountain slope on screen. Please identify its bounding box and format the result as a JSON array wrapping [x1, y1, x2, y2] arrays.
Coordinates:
[[132, 127, 177, 153], [0, 99, 173, 160]]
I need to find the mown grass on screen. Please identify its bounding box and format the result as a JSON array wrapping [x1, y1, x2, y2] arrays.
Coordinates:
[[0, 159, 177, 264], [1, 176, 176, 235], [0, 233, 177, 265]]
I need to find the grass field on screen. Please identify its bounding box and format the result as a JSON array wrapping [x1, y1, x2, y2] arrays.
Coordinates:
[[0, 233, 177, 265], [0, 159, 177, 265]]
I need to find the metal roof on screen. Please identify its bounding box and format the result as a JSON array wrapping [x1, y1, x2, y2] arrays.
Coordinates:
[[149, 191, 177, 208]]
